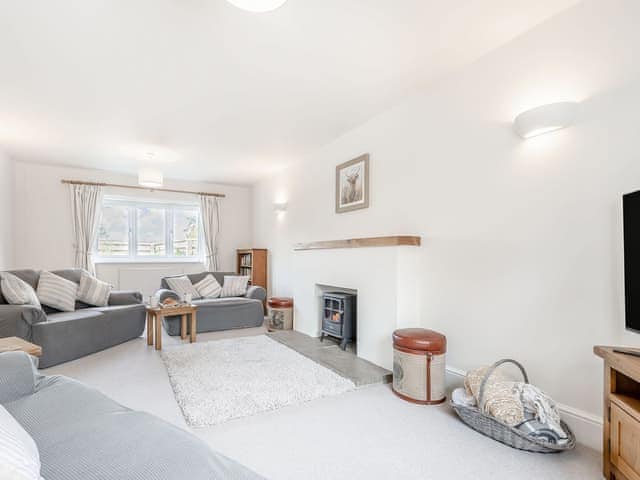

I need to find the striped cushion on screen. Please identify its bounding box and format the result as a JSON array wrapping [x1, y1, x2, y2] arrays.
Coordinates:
[[0, 273, 40, 308], [0, 405, 41, 480], [220, 276, 249, 297], [193, 274, 222, 299], [77, 272, 112, 307], [36, 271, 78, 312], [165, 276, 201, 301]]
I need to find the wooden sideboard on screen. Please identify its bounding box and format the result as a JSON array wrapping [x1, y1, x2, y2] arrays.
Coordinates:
[[595, 346, 640, 480]]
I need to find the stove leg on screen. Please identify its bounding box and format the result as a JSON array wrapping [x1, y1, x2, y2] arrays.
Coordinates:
[[340, 338, 348, 350], [320, 333, 325, 342]]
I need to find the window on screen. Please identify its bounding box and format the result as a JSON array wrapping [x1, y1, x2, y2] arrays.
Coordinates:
[[96, 198, 201, 261]]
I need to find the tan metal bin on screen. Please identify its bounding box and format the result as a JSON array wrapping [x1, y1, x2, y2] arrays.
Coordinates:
[[267, 297, 294, 330], [392, 328, 447, 405]]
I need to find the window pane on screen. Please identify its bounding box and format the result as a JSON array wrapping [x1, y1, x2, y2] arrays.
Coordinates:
[[97, 205, 129, 256], [173, 209, 199, 257], [137, 207, 166, 256]]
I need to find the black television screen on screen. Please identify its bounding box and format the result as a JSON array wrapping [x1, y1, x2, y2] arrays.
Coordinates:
[[624, 190, 640, 333]]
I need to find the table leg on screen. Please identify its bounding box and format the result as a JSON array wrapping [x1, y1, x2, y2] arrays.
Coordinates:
[[147, 312, 154, 346], [181, 315, 187, 340], [190, 311, 197, 343], [155, 314, 162, 350]]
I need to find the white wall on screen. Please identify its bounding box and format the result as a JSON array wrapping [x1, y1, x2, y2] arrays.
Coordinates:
[[0, 151, 14, 270], [13, 162, 253, 295], [253, 0, 640, 448]]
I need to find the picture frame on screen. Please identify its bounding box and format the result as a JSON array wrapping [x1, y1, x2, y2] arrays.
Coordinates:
[[335, 154, 370, 214]]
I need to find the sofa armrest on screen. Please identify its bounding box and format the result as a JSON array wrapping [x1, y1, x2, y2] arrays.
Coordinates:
[[0, 351, 40, 403], [0, 305, 47, 340], [245, 285, 266, 302], [108, 290, 143, 306], [155, 289, 180, 303]]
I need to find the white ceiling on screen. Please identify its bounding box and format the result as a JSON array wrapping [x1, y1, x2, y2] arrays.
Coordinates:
[[0, 0, 580, 185]]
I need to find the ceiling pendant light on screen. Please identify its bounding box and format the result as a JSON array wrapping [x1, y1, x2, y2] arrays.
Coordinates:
[[225, 0, 287, 13], [138, 168, 163, 188]]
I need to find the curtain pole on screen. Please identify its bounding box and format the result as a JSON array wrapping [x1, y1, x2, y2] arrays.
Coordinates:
[[60, 179, 226, 198]]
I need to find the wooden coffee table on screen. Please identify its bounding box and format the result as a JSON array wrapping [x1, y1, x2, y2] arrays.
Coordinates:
[[0, 336, 42, 357], [146, 304, 198, 351]]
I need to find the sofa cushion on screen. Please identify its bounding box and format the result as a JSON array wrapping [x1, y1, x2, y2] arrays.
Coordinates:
[[0, 273, 41, 308], [34, 305, 146, 369], [77, 272, 112, 307], [0, 404, 41, 480], [44, 310, 104, 323], [164, 296, 264, 336], [36, 271, 78, 313], [165, 276, 201, 300], [220, 275, 249, 297], [193, 274, 222, 299]]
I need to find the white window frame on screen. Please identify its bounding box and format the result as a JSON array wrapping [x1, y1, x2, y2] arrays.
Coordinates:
[[94, 197, 204, 264]]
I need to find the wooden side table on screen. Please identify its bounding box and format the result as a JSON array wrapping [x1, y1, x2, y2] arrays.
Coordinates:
[[595, 346, 640, 480], [0, 336, 42, 357], [146, 305, 198, 351]]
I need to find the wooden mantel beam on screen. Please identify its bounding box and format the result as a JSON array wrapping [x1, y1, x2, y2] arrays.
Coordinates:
[[293, 235, 421, 251]]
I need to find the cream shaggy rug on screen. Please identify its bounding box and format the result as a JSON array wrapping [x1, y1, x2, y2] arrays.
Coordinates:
[[160, 335, 355, 426]]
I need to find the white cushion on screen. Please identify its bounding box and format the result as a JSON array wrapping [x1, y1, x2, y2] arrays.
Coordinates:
[[193, 274, 222, 299], [220, 276, 250, 297], [0, 405, 41, 480], [77, 272, 112, 307], [0, 273, 40, 308], [36, 271, 78, 312], [165, 276, 201, 300]]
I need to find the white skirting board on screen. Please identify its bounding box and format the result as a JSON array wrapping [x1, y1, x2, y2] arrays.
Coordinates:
[[445, 366, 602, 452]]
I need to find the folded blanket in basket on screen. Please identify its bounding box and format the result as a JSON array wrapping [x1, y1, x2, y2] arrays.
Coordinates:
[[464, 366, 568, 444]]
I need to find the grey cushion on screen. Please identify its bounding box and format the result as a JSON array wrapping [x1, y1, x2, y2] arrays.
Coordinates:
[[0, 352, 39, 403], [108, 290, 143, 306], [2, 360, 263, 480]]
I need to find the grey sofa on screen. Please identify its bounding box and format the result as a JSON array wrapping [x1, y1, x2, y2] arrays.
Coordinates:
[[0, 269, 145, 368], [157, 271, 266, 336], [0, 351, 263, 480]]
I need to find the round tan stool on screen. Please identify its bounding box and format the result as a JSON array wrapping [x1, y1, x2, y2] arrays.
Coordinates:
[[267, 297, 294, 330], [392, 328, 447, 405]]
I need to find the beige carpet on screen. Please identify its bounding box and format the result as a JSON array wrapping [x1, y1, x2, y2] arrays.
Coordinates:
[[45, 328, 602, 480]]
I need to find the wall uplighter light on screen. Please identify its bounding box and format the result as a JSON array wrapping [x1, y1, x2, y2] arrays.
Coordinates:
[[273, 201, 288, 214], [514, 102, 578, 139]]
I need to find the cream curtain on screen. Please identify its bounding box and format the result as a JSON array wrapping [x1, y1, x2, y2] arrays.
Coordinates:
[[199, 195, 220, 271], [69, 184, 103, 276]]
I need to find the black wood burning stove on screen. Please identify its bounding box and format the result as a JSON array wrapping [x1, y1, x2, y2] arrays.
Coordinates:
[[320, 292, 356, 350]]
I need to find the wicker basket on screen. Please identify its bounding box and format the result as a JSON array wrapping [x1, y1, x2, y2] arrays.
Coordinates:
[[451, 359, 576, 453]]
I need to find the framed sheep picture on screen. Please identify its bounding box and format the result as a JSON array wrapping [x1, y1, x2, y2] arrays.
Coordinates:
[[335, 153, 369, 213]]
